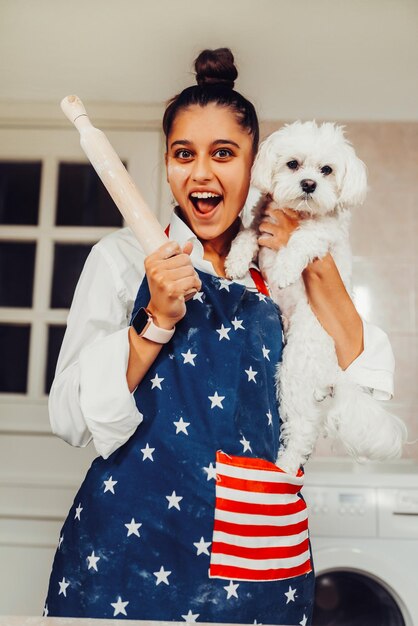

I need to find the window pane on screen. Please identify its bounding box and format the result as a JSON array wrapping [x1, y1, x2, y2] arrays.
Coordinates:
[[50, 243, 92, 309], [56, 162, 124, 226], [45, 325, 66, 394], [0, 324, 30, 392], [0, 242, 36, 307], [0, 162, 41, 225]]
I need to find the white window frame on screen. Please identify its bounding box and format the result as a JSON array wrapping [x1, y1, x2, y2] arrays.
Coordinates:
[[0, 103, 171, 434]]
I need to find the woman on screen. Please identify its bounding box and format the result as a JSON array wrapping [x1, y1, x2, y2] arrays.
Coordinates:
[[45, 48, 395, 624]]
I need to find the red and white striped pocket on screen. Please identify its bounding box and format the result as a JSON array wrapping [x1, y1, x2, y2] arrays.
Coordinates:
[[209, 450, 312, 582]]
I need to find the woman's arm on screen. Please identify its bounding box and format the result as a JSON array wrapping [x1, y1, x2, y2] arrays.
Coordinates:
[[48, 241, 142, 454], [302, 253, 363, 369], [126, 240, 201, 392], [50, 236, 200, 459]]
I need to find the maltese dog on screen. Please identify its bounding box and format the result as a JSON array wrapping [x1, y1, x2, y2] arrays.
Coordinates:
[[226, 120, 407, 474]]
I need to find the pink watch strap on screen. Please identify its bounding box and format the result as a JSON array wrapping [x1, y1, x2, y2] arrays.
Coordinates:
[[140, 313, 175, 344]]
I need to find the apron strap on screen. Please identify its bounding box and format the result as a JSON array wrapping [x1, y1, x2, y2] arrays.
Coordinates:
[[164, 224, 269, 296], [249, 267, 269, 296]]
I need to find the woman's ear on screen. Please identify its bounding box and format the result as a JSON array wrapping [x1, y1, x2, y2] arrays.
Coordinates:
[[250, 134, 277, 193], [338, 146, 368, 208]]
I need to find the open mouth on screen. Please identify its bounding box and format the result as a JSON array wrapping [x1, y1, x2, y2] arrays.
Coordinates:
[[189, 192, 223, 216]]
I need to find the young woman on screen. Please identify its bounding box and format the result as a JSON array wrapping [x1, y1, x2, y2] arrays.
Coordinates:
[[45, 48, 395, 624]]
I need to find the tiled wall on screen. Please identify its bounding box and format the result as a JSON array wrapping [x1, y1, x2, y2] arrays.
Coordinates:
[[261, 121, 418, 460]]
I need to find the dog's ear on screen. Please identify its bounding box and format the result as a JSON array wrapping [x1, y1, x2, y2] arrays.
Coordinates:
[[250, 134, 277, 192], [338, 145, 368, 208]]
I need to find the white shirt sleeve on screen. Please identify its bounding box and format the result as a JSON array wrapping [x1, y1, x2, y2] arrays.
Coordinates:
[[48, 239, 145, 460], [343, 317, 395, 400]]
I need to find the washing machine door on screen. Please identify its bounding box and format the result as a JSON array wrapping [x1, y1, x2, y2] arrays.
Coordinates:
[[313, 546, 413, 626], [313, 570, 406, 626]]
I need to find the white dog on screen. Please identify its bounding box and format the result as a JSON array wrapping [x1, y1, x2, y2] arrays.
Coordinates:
[[226, 121, 407, 474]]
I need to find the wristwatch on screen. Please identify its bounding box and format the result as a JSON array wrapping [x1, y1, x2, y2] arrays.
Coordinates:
[[131, 307, 175, 344]]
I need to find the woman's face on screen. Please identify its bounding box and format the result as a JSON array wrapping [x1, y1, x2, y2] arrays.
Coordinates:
[[165, 103, 254, 244]]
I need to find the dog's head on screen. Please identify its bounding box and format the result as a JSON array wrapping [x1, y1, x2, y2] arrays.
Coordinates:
[[251, 121, 367, 216]]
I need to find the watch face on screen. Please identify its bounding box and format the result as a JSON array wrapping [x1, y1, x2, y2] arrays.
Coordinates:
[[132, 307, 149, 335]]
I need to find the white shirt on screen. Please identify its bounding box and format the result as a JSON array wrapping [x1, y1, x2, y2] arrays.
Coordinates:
[[49, 210, 395, 460]]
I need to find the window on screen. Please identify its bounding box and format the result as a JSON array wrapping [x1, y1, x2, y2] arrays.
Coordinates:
[[0, 126, 165, 432]]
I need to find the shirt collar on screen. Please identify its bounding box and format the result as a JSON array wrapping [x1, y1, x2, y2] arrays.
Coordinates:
[[168, 207, 258, 289]]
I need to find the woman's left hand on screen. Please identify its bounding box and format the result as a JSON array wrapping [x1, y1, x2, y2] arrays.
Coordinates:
[[257, 201, 301, 251]]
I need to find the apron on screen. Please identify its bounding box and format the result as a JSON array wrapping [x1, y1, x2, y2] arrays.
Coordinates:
[[45, 267, 315, 624]]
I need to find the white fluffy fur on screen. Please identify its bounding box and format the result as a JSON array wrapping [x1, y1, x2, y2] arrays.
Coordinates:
[[225, 121, 407, 474]]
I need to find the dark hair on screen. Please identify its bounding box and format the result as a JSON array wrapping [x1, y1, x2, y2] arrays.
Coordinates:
[[162, 48, 259, 155]]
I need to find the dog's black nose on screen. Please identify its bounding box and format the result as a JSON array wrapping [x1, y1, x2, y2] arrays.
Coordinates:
[[301, 179, 317, 194]]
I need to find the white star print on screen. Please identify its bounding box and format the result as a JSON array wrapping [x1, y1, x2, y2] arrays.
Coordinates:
[[181, 349, 197, 365], [58, 577, 70, 596], [173, 417, 190, 435], [140, 443, 155, 461], [208, 391, 225, 409], [262, 345, 270, 360], [43, 605, 48, 617], [223, 580, 239, 599], [150, 373, 164, 390], [266, 410, 273, 425], [285, 585, 297, 604], [153, 565, 171, 585], [216, 324, 231, 341], [125, 518, 142, 537], [218, 279, 230, 291], [240, 436, 252, 453], [299, 615, 308, 626], [87, 550, 100, 571], [193, 291, 204, 303], [231, 316, 245, 330], [245, 366, 258, 382], [256, 292, 267, 302], [103, 476, 117, 494], [193, 536, 211, 555], [203, 463, 217, 480], [74, 503, 83, 520], [58, 535, 64, 549], [111, 596, 129, 616], [182, 609, 200, 622], [166, 490, 183, 510]]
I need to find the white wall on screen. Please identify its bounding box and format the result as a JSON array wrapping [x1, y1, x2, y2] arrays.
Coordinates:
[[0, 0, 417, 120]]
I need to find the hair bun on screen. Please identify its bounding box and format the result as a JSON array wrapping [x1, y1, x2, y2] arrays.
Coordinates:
[[194, 48, 238, 89]]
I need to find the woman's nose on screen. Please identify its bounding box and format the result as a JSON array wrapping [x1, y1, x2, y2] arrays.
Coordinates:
[[191, 156, 213, 182]]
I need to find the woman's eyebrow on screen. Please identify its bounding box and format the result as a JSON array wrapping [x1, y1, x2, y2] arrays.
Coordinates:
[[212, 139, 241, 148], [170, 139, 193, 148], [170, 139, 241, 149]]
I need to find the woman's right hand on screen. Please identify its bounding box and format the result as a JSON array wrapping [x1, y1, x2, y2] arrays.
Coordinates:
[[144, 240, 201, 329]]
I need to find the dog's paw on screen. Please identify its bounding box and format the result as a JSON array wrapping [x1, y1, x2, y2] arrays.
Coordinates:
[[274, 257, 303, 288], [225, 254, 252, 280], [225, 229, 259, 279]]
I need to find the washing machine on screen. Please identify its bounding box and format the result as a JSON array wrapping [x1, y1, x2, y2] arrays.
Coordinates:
[[304, 459, 418, 626]]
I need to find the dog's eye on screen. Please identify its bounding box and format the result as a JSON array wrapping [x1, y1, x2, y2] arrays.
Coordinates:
[[321, 165, 333, 176], [287, 160, 299, 170]]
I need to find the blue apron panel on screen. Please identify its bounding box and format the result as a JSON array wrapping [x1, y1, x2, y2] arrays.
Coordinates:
[[45, 269, 314, 624]]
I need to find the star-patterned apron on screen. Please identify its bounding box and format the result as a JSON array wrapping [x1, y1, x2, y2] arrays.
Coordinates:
[[44, 267, 315, 625]]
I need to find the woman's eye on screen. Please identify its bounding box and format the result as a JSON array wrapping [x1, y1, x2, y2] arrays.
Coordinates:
[[286, 160, 299, 170], [214, 148, 233, 158], [175, 149, 193, 159], [321, 165, 333, 175]]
